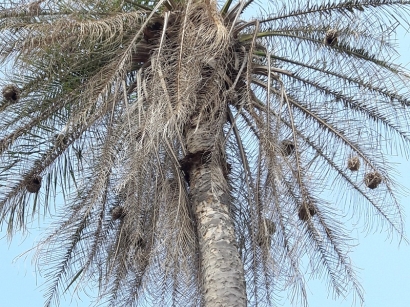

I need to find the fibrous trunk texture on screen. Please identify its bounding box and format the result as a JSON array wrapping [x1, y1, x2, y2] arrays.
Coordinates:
[[188, 151, 247, 306], [184, 99, 246, 305]]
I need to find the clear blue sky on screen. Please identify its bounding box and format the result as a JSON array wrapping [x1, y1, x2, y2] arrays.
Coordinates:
[[1, 6, 410, 307]]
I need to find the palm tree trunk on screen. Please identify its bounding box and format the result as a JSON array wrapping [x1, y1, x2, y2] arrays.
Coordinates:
[[185, 130, 247, 306]]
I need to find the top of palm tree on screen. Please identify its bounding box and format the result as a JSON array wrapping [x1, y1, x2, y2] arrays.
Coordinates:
[[1, 0, 410, 306]]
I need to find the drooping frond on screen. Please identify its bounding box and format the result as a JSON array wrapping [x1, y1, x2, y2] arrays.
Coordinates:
[[1, 0, 409, 306]]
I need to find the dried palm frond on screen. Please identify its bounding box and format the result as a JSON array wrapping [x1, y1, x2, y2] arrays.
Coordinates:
[[143, 21, 163, 42], [28, 0, 42, 16], [0, 0, 409, 307], [257, 218, 276, 246]]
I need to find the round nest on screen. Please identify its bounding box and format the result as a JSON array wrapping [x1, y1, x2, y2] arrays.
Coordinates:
[[111, 206, 126, 220], [324, 29, 338, 46], [2, 84, 20, 103], [347, 156, 360, 171], [25, 175, 42, 193], [364, 172, 382, 189], [53, 133, 69, 147], [298, 203, 316, 221], [280, 140, 295, 156]]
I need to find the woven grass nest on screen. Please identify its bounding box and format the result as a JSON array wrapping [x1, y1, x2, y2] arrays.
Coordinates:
[[298, 203, 316, 221], [280, 139, 295, 156], [324, 29, 338, 46], [347, 156, 360, 171], [364, 171, 382, 189], [111, 206, 126, 220], [53, 133, 69, 147], [2, 84, 20, 103], [25, 175, 42, 193]]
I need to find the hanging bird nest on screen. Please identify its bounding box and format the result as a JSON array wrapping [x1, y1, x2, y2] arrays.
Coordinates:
[[324, 29, 338, 46], [2, 84, 20, 103], [53, 133, 69, 147], [256, 218, 276, 246], [364, 172, 382, 189], [111, 206, 126, 220], [347, 156, 360, 171], [25, 175, 42, 193], [298, 202, 316, 221], [280, 139, 295, 156]]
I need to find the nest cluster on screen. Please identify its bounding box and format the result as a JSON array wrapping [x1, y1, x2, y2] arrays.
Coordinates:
[[347, 156, 382, 189], [277, 147, 383, 223]]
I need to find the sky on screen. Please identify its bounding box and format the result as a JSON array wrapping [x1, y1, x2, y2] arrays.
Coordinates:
[[1, 4, 410, 307]]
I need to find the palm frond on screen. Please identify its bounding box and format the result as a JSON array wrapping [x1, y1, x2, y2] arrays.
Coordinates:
[[1, 0, 410, 306]]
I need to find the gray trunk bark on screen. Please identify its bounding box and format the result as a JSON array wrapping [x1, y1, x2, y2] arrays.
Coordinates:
[[186, 132, 247, 306], [190, 162, 247, 306]]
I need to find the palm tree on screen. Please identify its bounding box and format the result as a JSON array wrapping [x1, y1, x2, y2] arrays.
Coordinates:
[[1, 0, 410, 306]]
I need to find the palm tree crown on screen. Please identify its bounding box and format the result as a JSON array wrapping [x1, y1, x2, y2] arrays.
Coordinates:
[[1, 0, 410, 306]]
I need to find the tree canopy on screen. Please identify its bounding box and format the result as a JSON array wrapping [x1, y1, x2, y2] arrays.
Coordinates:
[[1, 0, 410, 306]]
